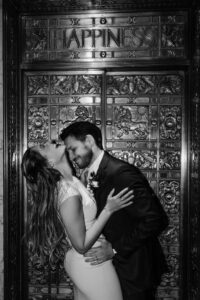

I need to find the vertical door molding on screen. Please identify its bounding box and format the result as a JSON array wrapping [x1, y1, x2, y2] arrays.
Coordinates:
[[3, 2, 23, 300], [189, 8, 200, 300]]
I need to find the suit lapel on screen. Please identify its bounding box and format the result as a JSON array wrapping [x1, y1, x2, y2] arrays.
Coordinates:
[[95, 151, 110, 185], [93, 152, 111, 214]]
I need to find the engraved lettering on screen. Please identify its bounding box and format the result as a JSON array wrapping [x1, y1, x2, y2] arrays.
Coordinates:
[[92, 30, 102, 47], [121, 28, 125, 46], [52, 28, 125, 50], [107, 28, 121, 47], [82, 30, 92, 48], [65, 28, 80, 48], [102, 29, 106, 47], [50, 29, 58, 50]]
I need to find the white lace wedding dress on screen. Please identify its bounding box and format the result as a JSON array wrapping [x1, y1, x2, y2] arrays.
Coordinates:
[[58, 176, 123, 300]]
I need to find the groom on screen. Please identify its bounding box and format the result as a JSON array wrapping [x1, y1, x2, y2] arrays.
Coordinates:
[[60, 121, 169, 300]]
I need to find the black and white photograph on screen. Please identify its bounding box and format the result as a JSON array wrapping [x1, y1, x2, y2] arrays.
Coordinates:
[[1, 1, 200, 300]]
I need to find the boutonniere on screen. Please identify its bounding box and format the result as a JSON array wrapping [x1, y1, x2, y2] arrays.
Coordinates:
[[87, 172, 100, 190]]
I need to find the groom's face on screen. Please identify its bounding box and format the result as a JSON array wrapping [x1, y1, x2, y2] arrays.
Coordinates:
[[64, 135, 93, 169]]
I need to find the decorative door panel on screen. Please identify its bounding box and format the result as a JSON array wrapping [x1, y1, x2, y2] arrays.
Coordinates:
[[24, 71, 104, 300], [25, 71, 103, 146], [105, 72, 183, 300], [23, 70, 185, 300]]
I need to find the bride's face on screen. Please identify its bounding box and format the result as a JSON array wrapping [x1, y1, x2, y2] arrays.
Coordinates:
[[35, 141, 66, 165]]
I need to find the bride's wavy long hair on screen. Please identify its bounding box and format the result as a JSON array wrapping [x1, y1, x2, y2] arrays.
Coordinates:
[[21, 147, 69, 265]]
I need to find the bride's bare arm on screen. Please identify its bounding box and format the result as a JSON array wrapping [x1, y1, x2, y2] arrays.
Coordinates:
[[59, 188, 133, 254]]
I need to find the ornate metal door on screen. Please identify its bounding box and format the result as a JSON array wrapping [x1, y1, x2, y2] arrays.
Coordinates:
[[23, 69, 185, 300]]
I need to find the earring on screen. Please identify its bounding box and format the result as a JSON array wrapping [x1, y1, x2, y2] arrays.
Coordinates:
[[48, 160, 55, 168]]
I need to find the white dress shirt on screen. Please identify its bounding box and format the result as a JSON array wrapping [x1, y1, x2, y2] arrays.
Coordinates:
[[87, 150, 104, 179]]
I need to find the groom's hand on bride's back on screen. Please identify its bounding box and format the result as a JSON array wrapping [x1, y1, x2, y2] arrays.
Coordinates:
[[84, 238, 114, 265]]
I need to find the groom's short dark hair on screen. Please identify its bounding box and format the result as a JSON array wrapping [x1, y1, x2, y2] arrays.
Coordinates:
[[60, 121, 103, 149]]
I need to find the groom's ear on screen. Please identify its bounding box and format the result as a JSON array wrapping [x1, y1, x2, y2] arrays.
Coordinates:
[[85, 134, 95, 147]]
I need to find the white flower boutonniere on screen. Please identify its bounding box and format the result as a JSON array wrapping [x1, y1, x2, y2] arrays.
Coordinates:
[[87, 172, 100, 194], [88, 172, 100, 189]]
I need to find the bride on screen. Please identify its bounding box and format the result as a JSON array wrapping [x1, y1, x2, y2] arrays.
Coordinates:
[[21, 141, 134, 300]]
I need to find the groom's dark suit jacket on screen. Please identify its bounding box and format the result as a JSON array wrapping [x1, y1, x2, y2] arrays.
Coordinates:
[[94, 152, 169, 296]]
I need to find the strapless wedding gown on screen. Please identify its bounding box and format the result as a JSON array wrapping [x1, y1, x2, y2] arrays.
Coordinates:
[[58, 176, 123, 300]]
